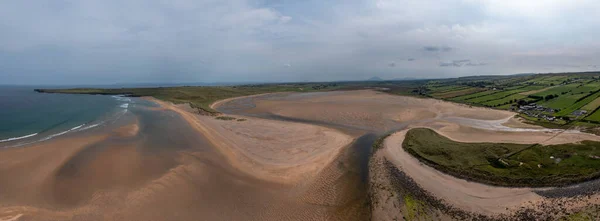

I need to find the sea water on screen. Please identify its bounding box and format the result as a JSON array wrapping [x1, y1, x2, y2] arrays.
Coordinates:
[[0, 86, 131, 147]]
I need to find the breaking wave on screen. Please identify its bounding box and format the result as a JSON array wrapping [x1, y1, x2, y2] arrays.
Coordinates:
[[0, 133, 39, 143]]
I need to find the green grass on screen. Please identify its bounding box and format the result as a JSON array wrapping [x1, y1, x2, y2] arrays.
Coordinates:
[[403, 128, 600, 187], [581, 97, 600, 112], [481, 94, 526, 107], [585, 110, 600, 122], [430, 87, 484, 99], [215, 116, 237, 121], [466, 90, 520, 103], [426, 85, 470, 93], [560, 209, 596, 221], [403, 195, 428, 221], [538, 94, 586, 110], [465, 88, 530, 104], [531, 83, 579, 97], [450, 89, 495, 101]]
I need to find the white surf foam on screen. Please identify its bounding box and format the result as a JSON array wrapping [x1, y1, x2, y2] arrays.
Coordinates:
[[40, 123, 94, 141], [71, 124, 84, 131], [0, 133, 38, 143], [80, 123, 101, 130], [112, 95, 132, 102]]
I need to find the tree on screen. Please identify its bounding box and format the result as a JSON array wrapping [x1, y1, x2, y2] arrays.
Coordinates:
[[517, 99, 528, 106]]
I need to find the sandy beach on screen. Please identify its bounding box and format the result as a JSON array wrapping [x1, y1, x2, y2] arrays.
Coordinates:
[[3, 90, 600, 220]]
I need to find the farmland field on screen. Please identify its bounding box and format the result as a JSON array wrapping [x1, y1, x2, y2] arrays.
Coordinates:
[[482, 94, 527, 107], [530, 83, 579, 97], [582, 97, 600, 112], [450, 90, 496, 101], [557, 92, 600, 116], [431, 87, 485, 99], [426, 85, 470, 93], [586, 110, 600, 122], [465, 86, 542, 104], [538, 94, 587, 110]]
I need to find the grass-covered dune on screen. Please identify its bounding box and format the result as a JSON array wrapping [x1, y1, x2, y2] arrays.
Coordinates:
[[35, 83, 341, 114], [403, 128, 600, 187]]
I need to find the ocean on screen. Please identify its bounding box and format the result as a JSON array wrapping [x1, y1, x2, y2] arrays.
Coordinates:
[[0, 86, 131, 148]]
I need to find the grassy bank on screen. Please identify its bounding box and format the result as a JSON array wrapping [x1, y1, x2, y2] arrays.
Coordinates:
[[403, 128, 600, 187]]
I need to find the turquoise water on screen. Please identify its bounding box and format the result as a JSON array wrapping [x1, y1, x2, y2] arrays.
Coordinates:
[[0, 86, 129, 147]]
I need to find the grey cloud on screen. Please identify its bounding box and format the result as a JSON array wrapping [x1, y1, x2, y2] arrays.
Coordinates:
[[2, 0, 600, 84], [423, 46, 453, 52], [440, 59, 487, 67], [466, 62, 488, 66]]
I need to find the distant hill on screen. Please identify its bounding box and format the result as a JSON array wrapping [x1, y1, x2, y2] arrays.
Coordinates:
[[367, 76, 383, 81], [391, 77, 421, 81]]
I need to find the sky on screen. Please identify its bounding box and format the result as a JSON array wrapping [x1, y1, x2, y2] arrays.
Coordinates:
[[1, 0, 600, 85]]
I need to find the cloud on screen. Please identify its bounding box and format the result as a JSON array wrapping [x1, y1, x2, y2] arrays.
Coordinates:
[[440, 59, 487, 67], [423, 46, 453, 52], [388, 62, 396, 67], [1, 0, 600, 84]]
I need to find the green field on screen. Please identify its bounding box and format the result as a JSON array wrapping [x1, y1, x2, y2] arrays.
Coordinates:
[[585, 110, 600, 122], [538, 93, 587, 110], [531, 83, 579, 97], [426, 85, 470, 93], [430, 87, 485, 99], [450, 89, 495, 101], [582, 97, 600, 112], [403, 128, 600, 187], [464, 86, 541, 104], [557, 92, 600, 116], [482, 94, 527, 107]]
